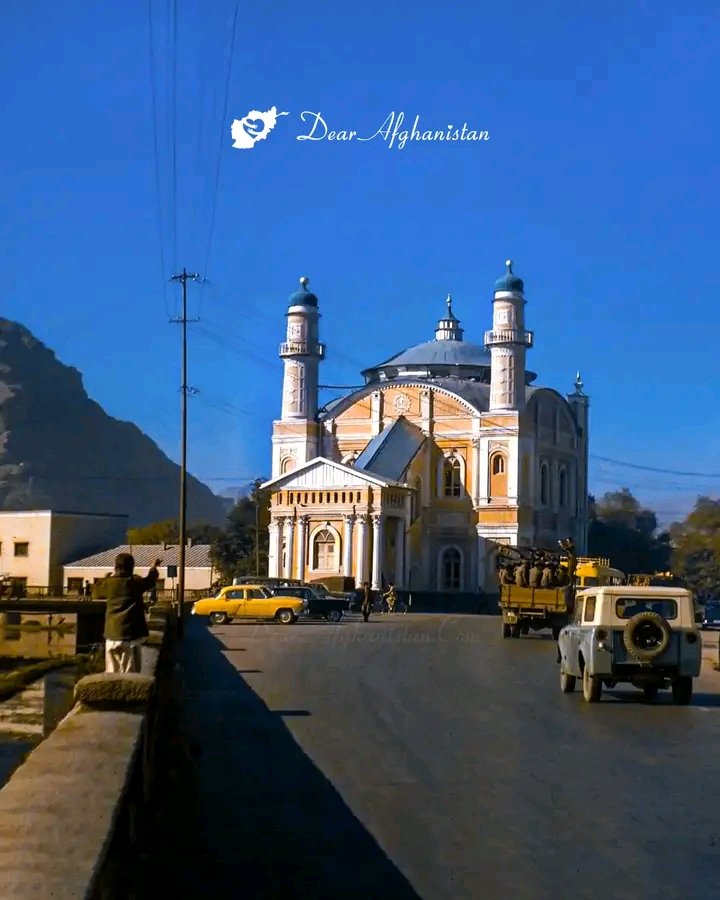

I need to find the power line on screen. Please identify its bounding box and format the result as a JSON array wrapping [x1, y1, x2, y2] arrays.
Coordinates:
[[147, 0, 171, 318], [198, 0, 240, 318], [170, 0, 178, 271]]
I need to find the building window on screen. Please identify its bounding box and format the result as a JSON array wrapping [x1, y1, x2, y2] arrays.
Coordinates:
[[14, 542, 29, 557], [540, 464, 549, 505], [280, 456, 295, 474], [412, 476, 422, 520], [559, 469, 567, 507], [443, 457, 462, 497], [489, 452, 508, 499], [440, 547, 462, 591], [313, 529, 337, 570]]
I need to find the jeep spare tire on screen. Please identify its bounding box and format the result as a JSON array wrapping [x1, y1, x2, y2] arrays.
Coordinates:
[[622, 611, 672, 661]]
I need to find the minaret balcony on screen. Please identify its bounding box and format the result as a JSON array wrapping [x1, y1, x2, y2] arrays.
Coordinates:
[[484, 328, 533, 348], [279, 340, 326, 358]]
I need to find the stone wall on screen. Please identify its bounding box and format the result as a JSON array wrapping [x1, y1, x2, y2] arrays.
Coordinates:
[[0, 602, 176, 899]]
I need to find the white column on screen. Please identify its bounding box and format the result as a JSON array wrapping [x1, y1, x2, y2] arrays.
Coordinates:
[[472, 438, 482, 505], [355, 516, 368, 585], [394, 517, 405, 587], [284, 519, 295, 579], [268, 519, 281, 577], [371, 514, 385, 590], [343, 515, 355, 577], [296, 516, 309, 580]]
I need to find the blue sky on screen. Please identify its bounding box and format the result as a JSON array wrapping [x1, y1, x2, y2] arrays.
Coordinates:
[[1, 1, 719, 525]]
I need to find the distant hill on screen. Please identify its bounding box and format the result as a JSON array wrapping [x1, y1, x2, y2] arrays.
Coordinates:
[[0, 318, 227, 527], [218, 483, 255, 502]]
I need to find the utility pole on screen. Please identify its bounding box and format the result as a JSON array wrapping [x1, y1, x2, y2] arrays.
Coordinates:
[[170, 268, 200, 636], [254, 477, 262, 576]]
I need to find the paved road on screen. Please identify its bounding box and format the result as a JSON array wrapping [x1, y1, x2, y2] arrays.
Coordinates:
[[156, 614, 720, 900]]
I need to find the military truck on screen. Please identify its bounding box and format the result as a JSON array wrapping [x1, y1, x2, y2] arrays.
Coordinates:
[[496, 543, 573, 639]]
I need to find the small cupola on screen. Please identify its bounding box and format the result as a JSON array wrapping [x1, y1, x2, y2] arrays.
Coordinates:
[[434, 294, 464, 341], [288, 275, 318, 308], [494, 259, 524, 294]]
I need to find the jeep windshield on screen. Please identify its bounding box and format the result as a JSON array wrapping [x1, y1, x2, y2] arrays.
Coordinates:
[[615, 598, 678, 619]]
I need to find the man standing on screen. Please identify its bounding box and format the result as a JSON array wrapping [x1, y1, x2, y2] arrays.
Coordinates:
[[93, 553, 161, 673], [360, 581, 372, 623]]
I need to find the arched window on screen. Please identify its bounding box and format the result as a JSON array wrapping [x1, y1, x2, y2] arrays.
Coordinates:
[[489, 452, 508, 499], [540, 463, 549, 505], [440, 547, 462, 591], [559, 468, 567, 507], [281, 456, 296, 474], [443, 456, 462, 497], [313, 529, 337, 570]]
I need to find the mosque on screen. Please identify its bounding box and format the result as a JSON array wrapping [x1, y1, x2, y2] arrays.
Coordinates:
[[262, 261, 589, 596]]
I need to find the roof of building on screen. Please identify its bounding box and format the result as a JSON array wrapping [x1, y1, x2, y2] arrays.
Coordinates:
[[494, 258, 524, 293], [64, 544, 212, 569], [288, 276, 318, 308], [368, 338, 491, 371], [354, 417, 426, 481]]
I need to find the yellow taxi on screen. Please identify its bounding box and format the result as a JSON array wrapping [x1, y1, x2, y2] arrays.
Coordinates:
[[191, 583, 306, 626]]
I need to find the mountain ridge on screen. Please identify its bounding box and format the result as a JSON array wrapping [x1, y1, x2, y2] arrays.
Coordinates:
[[0, 317, 228, 527]]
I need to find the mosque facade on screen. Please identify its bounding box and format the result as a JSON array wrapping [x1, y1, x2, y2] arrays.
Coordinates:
[[262, 262, 589, 595]]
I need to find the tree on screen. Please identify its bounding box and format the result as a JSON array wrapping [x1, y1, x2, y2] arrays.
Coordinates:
[[588, 488, 671, 575], [669, 497, 720, 601], [210, 482, 270, 582]]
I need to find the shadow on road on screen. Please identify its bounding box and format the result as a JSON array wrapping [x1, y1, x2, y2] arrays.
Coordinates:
[[146, 618, 420, 900]]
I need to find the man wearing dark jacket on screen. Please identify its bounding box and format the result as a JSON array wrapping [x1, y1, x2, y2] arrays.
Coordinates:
[[93, 553, 161, 673]]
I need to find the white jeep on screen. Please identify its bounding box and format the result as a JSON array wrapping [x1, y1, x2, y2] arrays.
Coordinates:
[[558, 586, 702, 704]]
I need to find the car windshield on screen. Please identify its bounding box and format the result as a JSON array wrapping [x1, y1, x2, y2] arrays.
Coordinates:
[[615, 597, 678, 619]]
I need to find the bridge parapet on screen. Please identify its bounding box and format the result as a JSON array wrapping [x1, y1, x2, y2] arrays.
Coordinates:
[[0, 601, 176, 898]]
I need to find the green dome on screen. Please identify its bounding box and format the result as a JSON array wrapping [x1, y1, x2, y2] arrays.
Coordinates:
[[494, 259, 524, 293]]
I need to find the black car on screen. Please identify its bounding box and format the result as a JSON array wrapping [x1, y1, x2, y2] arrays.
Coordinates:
[[270, 586, 347, 622], [702, 599, 720, 629]]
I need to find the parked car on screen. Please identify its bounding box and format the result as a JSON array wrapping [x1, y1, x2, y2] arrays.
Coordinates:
[[701, 599, 720, 629], [558, 586, 701, 705], [269, 586, 348, 622], [191, 584, 306, 626]]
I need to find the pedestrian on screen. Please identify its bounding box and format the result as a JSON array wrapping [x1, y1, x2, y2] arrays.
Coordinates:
[[360, 581, 372, 623], [383, 583, 397, 613], [92, 553, 161, 674], [516, 560, 530, 588], [528, 561, 542, 588], [541, 563, 554, 588], [83, 580, 92, 600]]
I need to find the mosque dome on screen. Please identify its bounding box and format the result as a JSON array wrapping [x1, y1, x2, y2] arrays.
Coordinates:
[[288, 276, 318, 307], [494, 259, 524, 293]]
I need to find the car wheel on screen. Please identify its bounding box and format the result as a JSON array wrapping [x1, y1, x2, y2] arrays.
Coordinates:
[[642, 685, 659, 700], [276, 609, 296, 625], [210, 612, 229, 626], [582, 666, 602, 703], [671, 677, 693, 705], [560, 667, 576, 693], [502, 622, 511, 639], [328, 609, 343, 623]]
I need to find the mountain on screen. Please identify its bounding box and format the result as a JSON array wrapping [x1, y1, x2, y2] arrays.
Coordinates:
[[0, 318, 228, 527], [219, 483, 255, 501]]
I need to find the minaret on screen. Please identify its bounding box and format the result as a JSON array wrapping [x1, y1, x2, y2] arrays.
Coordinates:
[[434, 294, 464, 341], [271, 277, 325, 477], [484, 259, 533, 411], [567, 371, 590, 553]]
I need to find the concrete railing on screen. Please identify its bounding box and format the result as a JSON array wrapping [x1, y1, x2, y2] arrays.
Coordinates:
[[0, 602, 177, 899]]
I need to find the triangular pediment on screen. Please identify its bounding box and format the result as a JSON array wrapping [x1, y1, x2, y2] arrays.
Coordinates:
[[262, 457, 407, 492]]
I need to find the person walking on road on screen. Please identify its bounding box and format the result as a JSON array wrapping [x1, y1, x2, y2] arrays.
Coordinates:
[[93, 553, 161, 673], [361, 582, 372, 622]]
